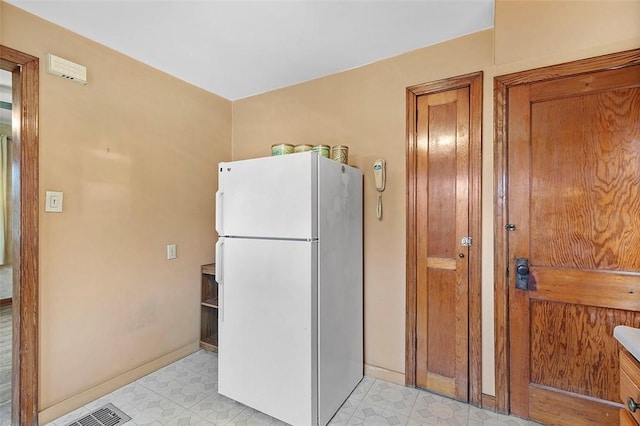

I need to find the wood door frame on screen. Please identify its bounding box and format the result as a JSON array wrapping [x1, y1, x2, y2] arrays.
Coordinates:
[[493, 48, 640, 414], [1, 45, 39, 426], [406, 71, 483, 405]]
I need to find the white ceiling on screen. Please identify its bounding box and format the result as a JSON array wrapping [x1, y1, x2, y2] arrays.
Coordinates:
[[4, 0, 494, 100]]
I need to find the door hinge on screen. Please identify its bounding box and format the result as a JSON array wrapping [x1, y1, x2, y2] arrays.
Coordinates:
[[461, 236, 472, 247], [505, 224, 516, 231]]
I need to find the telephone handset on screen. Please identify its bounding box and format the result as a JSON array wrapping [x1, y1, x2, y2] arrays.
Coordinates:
[[373, 160, 386, 220], [373, 159, 386, 192]]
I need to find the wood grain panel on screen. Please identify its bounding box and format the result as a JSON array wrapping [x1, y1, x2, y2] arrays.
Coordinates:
[[426, 257, 456, 270], [531, 300, 640, 402], [493, 75, 510, 413], [406, 82, 419, 388], [424, 372, 456, 397], [530, 267, 640, 311], [467, 73, 483, 407], [495, 49, 640, 89], [426, 268, 456, 378], [506, 84, 533, 418], [529, 385, 620, 426], [427, 100, 457, 258], [416, 263, 428, 388], [453, 86, 470, 402], [481, 394, 496, 411], [17, 57, 39, 426], [530, 65, 640, 102], [415, 94, 431, 389], [530, 88, 640, 271], [620, 408, 637, 426]]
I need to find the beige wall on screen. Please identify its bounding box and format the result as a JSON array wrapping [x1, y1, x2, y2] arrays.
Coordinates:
[[1, 2, 232, 419], [495, 0, 640, 66], [233, 0, 640, 398]]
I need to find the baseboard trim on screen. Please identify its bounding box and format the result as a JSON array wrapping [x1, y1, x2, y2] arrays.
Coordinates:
[[0, 297, 11, 306], [481, 393, 496, 411], [38, 341, 200, 424], [364, 363, 405, 385]]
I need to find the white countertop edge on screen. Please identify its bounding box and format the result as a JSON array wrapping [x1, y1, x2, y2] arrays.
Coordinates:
[[614, 325, 640, 362]]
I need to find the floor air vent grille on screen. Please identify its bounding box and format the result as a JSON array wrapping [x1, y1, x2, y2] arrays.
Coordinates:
[[64, 403, 131, 426]]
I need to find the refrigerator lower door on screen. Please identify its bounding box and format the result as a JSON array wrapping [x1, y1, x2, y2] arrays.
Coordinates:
[[218, 237, 318, 426]]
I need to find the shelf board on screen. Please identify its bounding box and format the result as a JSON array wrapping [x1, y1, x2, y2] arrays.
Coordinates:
[[202, 298, 218, 308], [201, 263, 215, 276]]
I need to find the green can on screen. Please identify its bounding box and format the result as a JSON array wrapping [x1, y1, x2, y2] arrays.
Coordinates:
[[271, 144, 294, 156], [294, 144, 313, 153], [331, 145, 349, 164], [312, 145, 330, 158]]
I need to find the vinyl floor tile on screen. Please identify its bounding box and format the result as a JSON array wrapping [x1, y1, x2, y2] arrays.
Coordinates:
[[348, 404, 410, 426], [328, 410, 353, 426], [361, 380, 419, 417], [47, 350, 546, 426], [187, 393, 246, 425], [164, 410, 216, 426], [228, 407, 289, 426]]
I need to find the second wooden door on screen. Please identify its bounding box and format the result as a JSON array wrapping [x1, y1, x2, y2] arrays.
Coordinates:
[[506, 60, 640, 425]]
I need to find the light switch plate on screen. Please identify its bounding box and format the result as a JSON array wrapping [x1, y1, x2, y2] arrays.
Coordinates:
[[45, 191, 63, 212]]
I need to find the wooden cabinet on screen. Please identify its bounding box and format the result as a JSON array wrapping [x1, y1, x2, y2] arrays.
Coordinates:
[[620, 349, 640, 425], [200, 263, 218, 352]]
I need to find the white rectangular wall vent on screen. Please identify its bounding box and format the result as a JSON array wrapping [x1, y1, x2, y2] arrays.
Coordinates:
[[46, 53, 87, 85]]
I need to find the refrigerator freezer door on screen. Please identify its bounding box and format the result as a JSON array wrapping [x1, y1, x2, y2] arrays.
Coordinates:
[[217, 152, 318, 239], [218, 237, 318, 426], [317, 157, 364, 425]]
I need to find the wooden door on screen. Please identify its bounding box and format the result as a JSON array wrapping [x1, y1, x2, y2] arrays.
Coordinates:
[[415, 87, 470, 400], [506, 62, 640, 425]]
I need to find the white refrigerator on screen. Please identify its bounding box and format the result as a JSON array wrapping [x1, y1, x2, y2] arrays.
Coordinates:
[[215, 151, 363, 426]]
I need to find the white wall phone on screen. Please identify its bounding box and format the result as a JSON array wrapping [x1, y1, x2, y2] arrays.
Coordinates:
[[373, 159, 386, 220]]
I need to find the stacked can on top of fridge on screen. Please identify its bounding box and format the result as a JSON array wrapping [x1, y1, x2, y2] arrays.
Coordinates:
[[271, 143, 349, 164]]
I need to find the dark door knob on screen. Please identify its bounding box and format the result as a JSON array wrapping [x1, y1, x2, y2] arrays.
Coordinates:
[[628, 396, 639, 413], [516, 264, 529, 276]]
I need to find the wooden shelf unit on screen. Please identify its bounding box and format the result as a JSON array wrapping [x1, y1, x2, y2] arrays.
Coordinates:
[[200, 263, 218, 352]]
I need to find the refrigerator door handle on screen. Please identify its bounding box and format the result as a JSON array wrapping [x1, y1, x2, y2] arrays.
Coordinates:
[[215, 238, 224, 321], [215, 190, 224, 235]]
